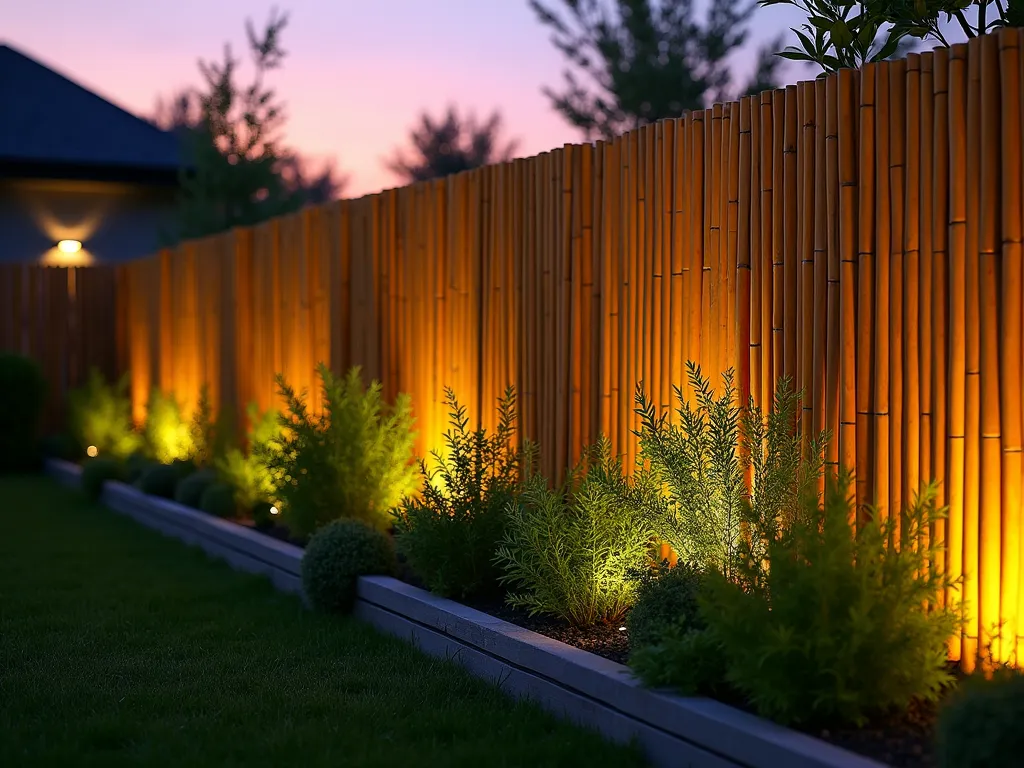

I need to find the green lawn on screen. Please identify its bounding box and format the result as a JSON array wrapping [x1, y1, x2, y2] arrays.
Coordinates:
[[0, 476, 645, 768]]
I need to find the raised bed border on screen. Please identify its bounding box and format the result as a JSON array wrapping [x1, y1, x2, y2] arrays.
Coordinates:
[[45, 459, 885, 768]]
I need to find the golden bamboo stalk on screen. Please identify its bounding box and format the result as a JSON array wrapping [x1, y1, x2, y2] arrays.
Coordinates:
[[760, 91, 775, 411], [873, 60, 892, 526], [947, 44, 969, 665], [978, 33, 1004, 661], [998, 27, 1024, 662], [856, 64, 877, 514], [904, 55, 923, 535], [737, 97, 753, 411], [783, 86, 799, 386], [888, 57, 906, 535]]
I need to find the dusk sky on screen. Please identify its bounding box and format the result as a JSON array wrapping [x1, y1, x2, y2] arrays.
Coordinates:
[[4, 0, 807, 197]]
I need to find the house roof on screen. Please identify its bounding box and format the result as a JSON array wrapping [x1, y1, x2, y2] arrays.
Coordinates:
[[0, 42, 181, 177]]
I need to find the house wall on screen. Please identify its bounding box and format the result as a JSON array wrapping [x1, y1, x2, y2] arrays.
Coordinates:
[[0, 178, 175, 265]]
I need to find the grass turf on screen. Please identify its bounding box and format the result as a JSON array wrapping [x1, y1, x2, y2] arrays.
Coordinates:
[[0, 476, 647, 768]]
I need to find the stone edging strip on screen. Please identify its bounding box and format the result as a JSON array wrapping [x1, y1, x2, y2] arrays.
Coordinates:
[[45, 459, 887, 768]]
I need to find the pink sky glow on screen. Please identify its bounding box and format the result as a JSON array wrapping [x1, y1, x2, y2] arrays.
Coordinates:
[[3, 0, 805, 197]]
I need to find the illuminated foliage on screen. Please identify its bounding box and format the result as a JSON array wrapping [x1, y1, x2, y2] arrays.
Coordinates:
[[635, 363, 825, 579], [393, 386, 532, 600], [495, 436, 657, 626], [261, 364, 417, 537], [68, 369, 141, 461], [215, 403, 282, 513], [143, 389, 193, 465]]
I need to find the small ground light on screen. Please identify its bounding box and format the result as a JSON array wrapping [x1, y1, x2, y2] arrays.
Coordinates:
[[270, 505, 280, 516], [619, 626, 627, 632], [86, 445, 98, 458], [57, 239, 82, 254]]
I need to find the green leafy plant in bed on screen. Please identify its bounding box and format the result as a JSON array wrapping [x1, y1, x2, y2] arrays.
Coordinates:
[[495, 436, 656, 626], [702, 472, 961, 727], [143, 389, 193, 465], [67, 368, 141, 461], [261, 364, 417, 537], [634, 362, 824, 578], [936, 663, 1024, 768], [393, 386, 531, 600], [215, 403, 282, 518]]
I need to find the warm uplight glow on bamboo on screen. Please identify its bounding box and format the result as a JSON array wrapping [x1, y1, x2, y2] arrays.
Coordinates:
[[114, 29, 1024, 669]]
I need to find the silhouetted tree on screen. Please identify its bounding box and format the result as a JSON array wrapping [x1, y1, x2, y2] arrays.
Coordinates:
[[153, 8, 345, 242], [530, 0, 784, 141], [386, 107, 519, 184]]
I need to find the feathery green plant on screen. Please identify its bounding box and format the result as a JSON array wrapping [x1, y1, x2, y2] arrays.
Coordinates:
[[143, 389, 193, 464], [495, 436, 657, 626], [393, 386, 532, 599], [261, 364, 417, 536], [216, 402, 282, 513], [68, 369, 141, 460]]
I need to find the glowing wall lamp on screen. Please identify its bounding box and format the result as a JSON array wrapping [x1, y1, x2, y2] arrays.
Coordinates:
[[57, 239, 82, 254]]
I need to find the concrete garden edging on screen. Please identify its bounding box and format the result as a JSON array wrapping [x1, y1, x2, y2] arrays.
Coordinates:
[[45, 458, 887, 768]]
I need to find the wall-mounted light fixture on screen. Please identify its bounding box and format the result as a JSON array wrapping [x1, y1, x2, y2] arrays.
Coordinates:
[[57, 239, 82, 254]]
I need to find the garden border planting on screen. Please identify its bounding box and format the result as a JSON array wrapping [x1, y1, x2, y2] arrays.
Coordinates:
[[45, 458, 886, 768]]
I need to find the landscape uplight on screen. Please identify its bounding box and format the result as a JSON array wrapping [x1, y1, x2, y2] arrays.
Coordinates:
[[57, 239, 82, 254], [86, 445, 98, 458]]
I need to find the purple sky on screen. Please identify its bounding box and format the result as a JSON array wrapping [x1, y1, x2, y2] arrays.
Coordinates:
[[4, 0, 806, 196]]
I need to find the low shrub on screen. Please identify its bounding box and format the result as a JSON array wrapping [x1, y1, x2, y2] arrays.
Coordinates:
[[262, 364, 417, 537], [393, 386, 530, 600], [936, 669, 1024, 768], [139, 461, 193, 500], [495, 437, 656, 626], [67, 368, 141, 461], [215, 403, 281, 511], [81, 457, 124, 500], [143, 389, 193, 464], [302, 518, 396, 613], [0, 354, 47, 473], [626, 562, 706, 651], [200, 481, 239, 519], [701, 473, 960, 727], [629, 624, 729, 695], [187, 385, 219, 468], [174, 468, 218, 509], [124, 452, 157, 485]]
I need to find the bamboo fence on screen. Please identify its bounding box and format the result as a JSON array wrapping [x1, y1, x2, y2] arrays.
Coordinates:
[[33, 29, 1013, 666]]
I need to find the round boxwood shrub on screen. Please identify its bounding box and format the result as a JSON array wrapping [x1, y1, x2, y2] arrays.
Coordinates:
[[936, 671, 1024, 768], [199, 481, 238, 519], [626, 563, 706, 652], [0, 354, 47, 473], [138, 462, 192, 499], [81, 457, 124, 501], [174, 468, 218, 509], [302, 518, 396, 614]]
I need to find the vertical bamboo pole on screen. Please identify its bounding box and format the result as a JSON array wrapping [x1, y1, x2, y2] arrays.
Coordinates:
[[998, 27, 1024, 663], [737, 97, 753, 412], [689, 112, 706, 400], [783, 86, 799, 386], [799, 82, 817, 443], [919, 53, 935, 513], [772, 90, 786, 392], [904, 55, 923, 531], [962, 40, 983, 667], [856, 64, 877, 512], [978, 33, 1003, 661], [931, 48, 950, 592], [760, 91, 775, 411], [811, 78, 829, 456], [749, 100, 764, 416], [947, 45, 969, 665], [726, 102, 740, 381], [873, 61, 892, 524], [670, 120, 686, 414], [888, 58, 906, 534]]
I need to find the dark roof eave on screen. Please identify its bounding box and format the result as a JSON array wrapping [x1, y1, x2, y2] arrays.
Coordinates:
[[0, 158, 181, 187]]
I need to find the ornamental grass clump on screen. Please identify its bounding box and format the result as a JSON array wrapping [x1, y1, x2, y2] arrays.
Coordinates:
[[143, 389, 193, 465], [495, 436, 657, 627], [262, 364, 417, 537], [393, 386, 531, 600]]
